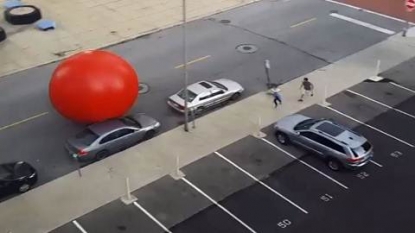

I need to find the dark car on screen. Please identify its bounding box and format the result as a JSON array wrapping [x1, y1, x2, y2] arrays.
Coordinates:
[[0, 161, 37, 197]]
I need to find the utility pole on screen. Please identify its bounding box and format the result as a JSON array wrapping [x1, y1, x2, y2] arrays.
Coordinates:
[[182, 0, 189, 132]]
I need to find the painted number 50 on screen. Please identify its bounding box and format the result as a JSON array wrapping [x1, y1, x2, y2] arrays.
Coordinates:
[[277, 219, 292, 229]]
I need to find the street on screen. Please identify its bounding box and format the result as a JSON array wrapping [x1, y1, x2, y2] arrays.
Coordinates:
[[0, 0, 405, 190]]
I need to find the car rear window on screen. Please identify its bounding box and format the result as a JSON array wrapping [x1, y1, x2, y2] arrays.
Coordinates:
[[210, 81, 228, 91], [352, 141, 372, 157], [75, 129, 99, 145], [177, 89, 197, 102]]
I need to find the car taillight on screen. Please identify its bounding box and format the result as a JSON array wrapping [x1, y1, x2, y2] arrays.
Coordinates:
[[347, 157, 362, 163], [78, 149, 88, 156]]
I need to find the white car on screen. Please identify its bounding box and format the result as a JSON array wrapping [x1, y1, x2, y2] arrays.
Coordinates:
[[167, 79, 244, 114]]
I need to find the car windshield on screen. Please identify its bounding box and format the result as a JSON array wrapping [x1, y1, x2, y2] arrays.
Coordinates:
[[177, 89, 197, 102], [294, 118, 322, 130], [75, 129, 99, 145], [120, 117, 141, 128], [210, 81, 228, 91]]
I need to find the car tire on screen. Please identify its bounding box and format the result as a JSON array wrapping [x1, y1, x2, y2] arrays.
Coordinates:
[[144, 130, 156, 140], [18, 183, 31, 193], [327, 158, 342, 171], [230, 92, 241, 101], [95, 150, 109, 161], [0, 27, 6, 42], [275, 131, 290, 145], [4, 5, 42, 25]]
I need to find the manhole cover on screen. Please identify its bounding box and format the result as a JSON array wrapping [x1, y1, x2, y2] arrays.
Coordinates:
[[236, 44, 258, 54], [219, 19, 231, 24], [139, 83, 149, 94]]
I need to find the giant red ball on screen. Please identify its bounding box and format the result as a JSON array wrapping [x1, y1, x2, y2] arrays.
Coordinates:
[[49, 50, 139, 123]]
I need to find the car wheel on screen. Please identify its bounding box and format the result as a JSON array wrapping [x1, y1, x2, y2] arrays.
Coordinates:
[[18, 183, 31, 193], [4, 5, 42, 25], [95, 150, 109, 161], [327, 159, 342, 171], [0, 27, 6, 42], [230, 92, 241, 101], [275, 132, 290, 145], [144, 130, 156, 140]]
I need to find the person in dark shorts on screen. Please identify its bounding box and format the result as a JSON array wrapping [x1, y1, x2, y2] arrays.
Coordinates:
[[299, 77, 314, 102]]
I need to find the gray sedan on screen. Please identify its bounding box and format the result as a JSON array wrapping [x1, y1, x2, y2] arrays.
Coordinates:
[[65, 113, 161, 161], [274, 114, 373, 171]]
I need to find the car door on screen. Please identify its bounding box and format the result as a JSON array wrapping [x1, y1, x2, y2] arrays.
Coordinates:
[[198, 92, 215, 109], [296, 131, 326, 156], [98, 130, 124, 153], [210, 89, 227, 106]]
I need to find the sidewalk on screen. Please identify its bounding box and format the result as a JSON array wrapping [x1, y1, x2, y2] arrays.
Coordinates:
[[1, 34, 415, 233], [0, 0, 257, 77]]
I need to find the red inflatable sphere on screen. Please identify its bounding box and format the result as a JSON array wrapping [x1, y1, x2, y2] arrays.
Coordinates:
[[49, 50, 139, 123]]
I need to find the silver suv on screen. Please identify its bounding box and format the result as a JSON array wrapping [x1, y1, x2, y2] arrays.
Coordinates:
[[274, 114, 373, 171]]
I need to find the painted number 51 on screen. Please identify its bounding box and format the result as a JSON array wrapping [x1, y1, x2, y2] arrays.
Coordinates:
[[277, 219, 292, 229]]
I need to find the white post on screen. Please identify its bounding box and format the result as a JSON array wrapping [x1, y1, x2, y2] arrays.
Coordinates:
[[125, 177, 131, 200], [176, 155, 180, 177], [375, 60, 381, 76]]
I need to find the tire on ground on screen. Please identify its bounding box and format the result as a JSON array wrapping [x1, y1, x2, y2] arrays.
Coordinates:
[[0, 27, 6, 42], [4, 5, 42, 25]]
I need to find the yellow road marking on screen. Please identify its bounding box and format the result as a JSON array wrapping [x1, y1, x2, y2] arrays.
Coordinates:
[[0, 112, 49, 132], [290, 18, 316, 28], [175, 55, 211, 69]]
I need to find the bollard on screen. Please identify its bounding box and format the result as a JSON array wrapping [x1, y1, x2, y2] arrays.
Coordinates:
[[375, 60, 381, 76], [120, 176, 137, 205]]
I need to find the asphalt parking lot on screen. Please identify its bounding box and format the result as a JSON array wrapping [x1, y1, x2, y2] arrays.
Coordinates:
[[50, 57, 415, 233]]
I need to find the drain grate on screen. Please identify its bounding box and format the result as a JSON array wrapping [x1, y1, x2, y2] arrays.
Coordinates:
[[236, 44, 258, 54], [219, 19, 231, 24], [139, 83, 149, 94]]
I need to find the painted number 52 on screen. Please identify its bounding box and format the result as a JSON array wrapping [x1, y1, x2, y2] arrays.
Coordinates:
[[277, 219, 292, 229]]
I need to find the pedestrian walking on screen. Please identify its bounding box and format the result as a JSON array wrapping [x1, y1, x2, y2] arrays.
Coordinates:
[[271, 87, 282, 108], [299, 77, 314, 102]]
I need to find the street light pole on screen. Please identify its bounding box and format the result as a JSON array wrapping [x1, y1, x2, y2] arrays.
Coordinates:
[[182, 0, 189, 132]]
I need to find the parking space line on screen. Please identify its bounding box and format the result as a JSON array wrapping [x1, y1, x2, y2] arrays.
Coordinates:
[[329, 13, 395, 35], [133, 202, 172, 233], [0, 111, 49, 132], [181, 177, 257, 233], [174, 55, 211, 69], [72, 220, 87, 233], [370, 160, 383, 168], [346, 89, 415, 120], [290, 18, 316, 28], [325, 0, 415, 25], [390, 82, 415, 95], [319, 104, 415, 148], [215, 151, 309, 214], [260, 138, 349, 189]]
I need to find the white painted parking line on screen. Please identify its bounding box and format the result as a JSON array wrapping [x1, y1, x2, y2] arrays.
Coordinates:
[[346, 89, 415, 120], [390, 82, 415, 95], [181, 177, 258, 233], [133, 202, 173, 233], [370, 160, 383, 168], [330, 13, 395, 35], [215, 151, 309, 214], [325, 0, 415, 25], [320, 104, 415, 148], [260, 138, 349, 190], [72, 220, 87, 233]]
